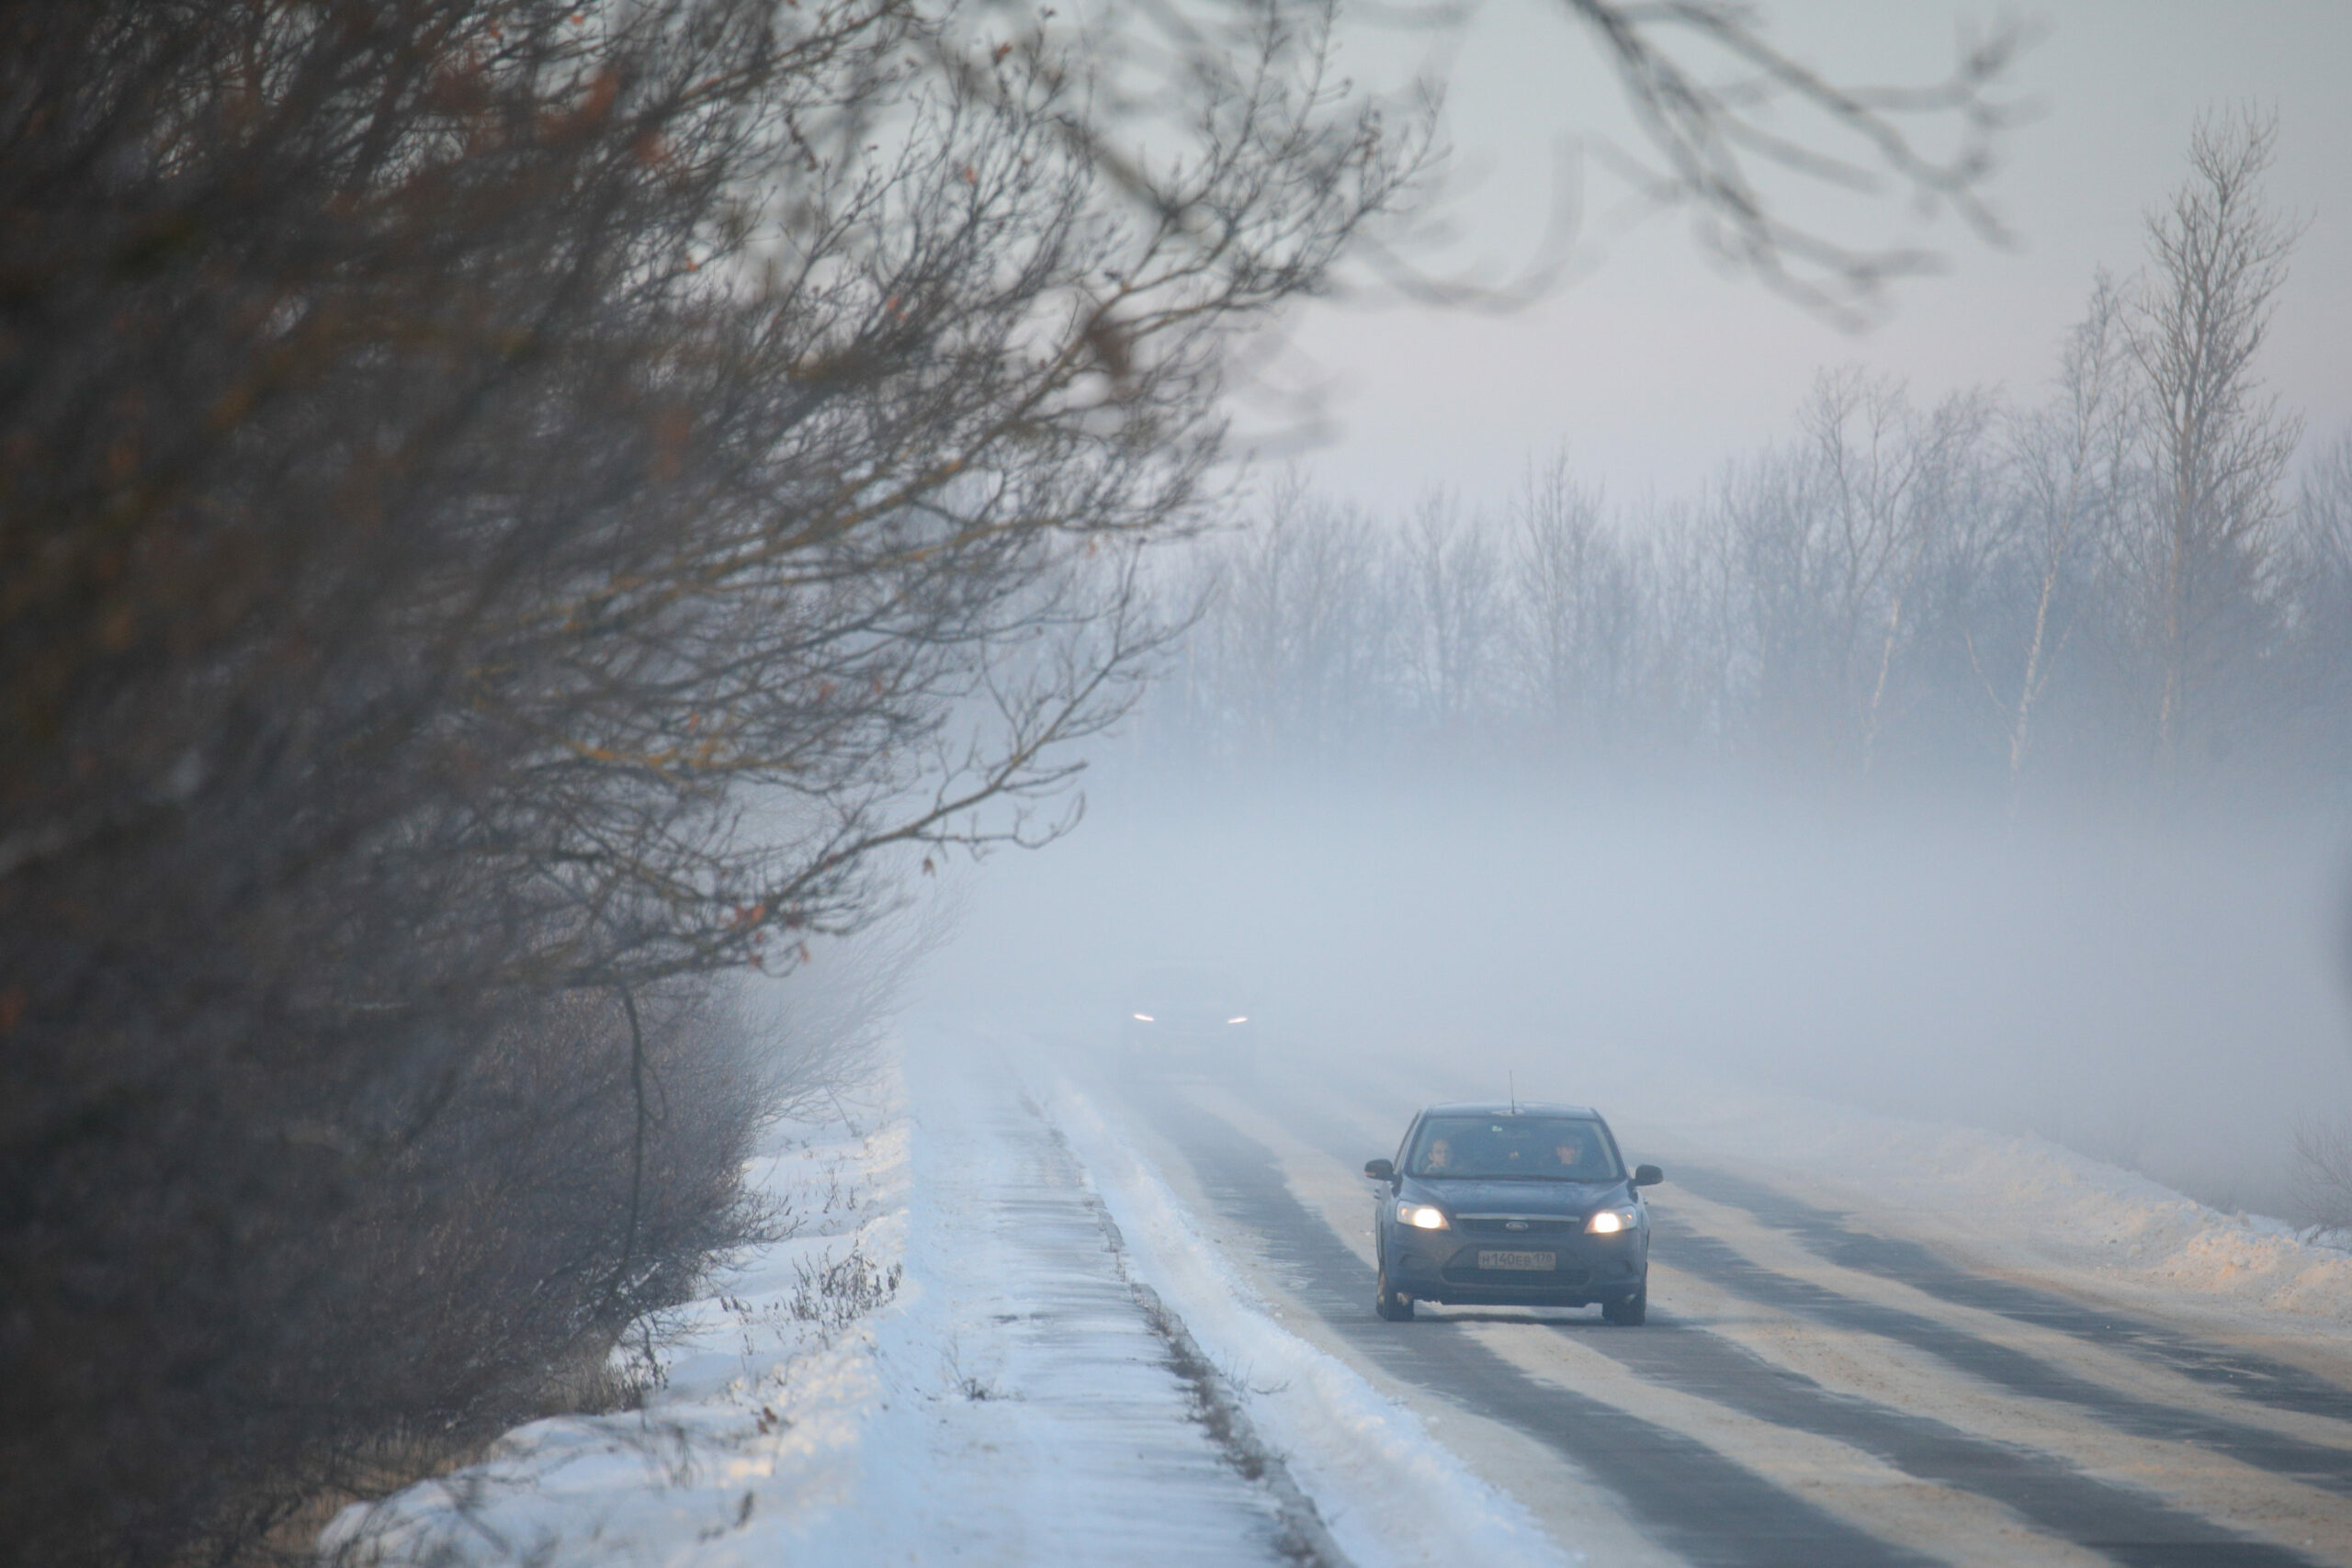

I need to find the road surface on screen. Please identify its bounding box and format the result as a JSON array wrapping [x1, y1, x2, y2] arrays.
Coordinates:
[[1078, 1050, 2352, 1568]]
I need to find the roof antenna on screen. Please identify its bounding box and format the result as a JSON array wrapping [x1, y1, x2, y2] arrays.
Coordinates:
[[1509, 1071, 1517, 1114]]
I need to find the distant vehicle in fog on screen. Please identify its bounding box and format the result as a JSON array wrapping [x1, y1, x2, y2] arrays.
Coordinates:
[[1119, 963, 1255, 1078], [1364, 1102, 1664, 1324]]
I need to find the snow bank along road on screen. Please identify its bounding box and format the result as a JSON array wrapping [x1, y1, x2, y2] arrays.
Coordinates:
[[1067, 1039, 2352, 1568], [328, 1023, 2352, 1567]]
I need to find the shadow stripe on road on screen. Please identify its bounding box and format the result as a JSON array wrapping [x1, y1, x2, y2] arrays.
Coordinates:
[[1269, 1077, 2352, 1483], [1558, 1291, 2323, 1568], [1160, 1083, 2327, 1568], [1673, 1166, 2352, 1428], [1655, 1217, 2352, 1500], [1268, 1078, 2352, 1495], [1125, 1086, 1949, 1568]]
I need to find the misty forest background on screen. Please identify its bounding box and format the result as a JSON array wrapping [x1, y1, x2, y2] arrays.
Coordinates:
[[1142, 140, 2348, 804], [4, 4, 2347, 1568], [1002, 114, 2352, 1261], [1051, 117, 2352, 1259]]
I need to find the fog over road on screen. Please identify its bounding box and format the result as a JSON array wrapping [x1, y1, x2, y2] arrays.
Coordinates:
[[1063, 1048, 2352, 1567]]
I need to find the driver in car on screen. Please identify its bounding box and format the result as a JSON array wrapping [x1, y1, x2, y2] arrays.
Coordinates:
[[1551, 1134, 1588, 1175], [1424, 1136, 1454, 1172]]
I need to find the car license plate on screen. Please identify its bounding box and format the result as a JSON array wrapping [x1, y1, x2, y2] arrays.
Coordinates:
[[1478, 1249, 1555, 1271]]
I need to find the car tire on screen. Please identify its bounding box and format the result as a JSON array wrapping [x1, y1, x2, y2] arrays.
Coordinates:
[[1375, 1258, 1415, 1322], [1602, 1284, 1647, 1325]]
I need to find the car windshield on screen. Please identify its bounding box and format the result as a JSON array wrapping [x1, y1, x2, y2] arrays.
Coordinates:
[[1406, 1116, 1622, 1181]]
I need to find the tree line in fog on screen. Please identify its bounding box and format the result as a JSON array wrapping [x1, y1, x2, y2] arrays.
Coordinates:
[[1151, 113, 2350, 809]]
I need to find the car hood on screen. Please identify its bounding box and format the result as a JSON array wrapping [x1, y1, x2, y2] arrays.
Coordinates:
[[1398, 1176, 1630, 1216]]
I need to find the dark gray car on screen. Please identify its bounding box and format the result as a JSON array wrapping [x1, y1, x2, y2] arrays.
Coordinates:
[[1364, 1101, 1664, 1324]]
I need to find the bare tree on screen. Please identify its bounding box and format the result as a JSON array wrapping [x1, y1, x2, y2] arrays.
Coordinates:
[[2278, 431, 2352, 775], [2289, 1116, 2352, 1239], [1553, 1, 2026, 325], [1345, 2, 2025, 324], [0, 3, 1419, 1562], [1511, 453, 1615, 750], [1401, 491, 1505, 734], [1853, 382, 1998, 775], [1724, 369, 1930, 769], [2126, 108, 2302, 775], [1153, 475, 1394, 767], [1996, 273, 2138, 808], [1639, 492, 1741, 755]]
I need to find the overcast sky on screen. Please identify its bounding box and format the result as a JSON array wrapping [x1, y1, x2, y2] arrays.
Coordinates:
[[1255, 0, 2352, 515]]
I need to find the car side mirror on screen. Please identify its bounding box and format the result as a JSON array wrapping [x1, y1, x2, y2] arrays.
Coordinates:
[[1363, 1158, 1395, 1181], [1633, 1164, 1664, 1187]]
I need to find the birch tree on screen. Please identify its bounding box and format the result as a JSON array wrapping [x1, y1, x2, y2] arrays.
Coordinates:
[[1402, 493, 1505, 734], [1997, 274, 2137, 806]]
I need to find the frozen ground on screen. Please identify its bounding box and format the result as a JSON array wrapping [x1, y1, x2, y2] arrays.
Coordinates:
[[322, 1087, 917, 1565], [326, 1026, 2352, 1566]]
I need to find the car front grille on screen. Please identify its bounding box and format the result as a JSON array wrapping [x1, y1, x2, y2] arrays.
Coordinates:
[[1453, 1215, 1580, 1236]]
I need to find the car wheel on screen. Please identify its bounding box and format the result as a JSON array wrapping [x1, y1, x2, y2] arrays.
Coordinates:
[[1602, 1284, 1646, 1325], [1375, 1258, 1415, 1322]]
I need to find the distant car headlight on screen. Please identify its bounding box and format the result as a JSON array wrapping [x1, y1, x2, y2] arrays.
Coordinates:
[[1398, 1202, 1449, 1230], [1131, 1012, 1154, 1022], [1226, 1015, 1249, 1024], [1585, 1208, 1639, 1235]]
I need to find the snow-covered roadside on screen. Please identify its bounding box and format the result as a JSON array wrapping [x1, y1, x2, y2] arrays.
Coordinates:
[[322, 1027, 1579, 1566], [321, 1076, 915, 1565], [1611, 1073, 2352, 1333], [1033, 1068, 1578, 1568]]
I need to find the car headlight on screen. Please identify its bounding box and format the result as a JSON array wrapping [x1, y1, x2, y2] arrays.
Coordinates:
[[1397, 1202, 1449, 1230], [1131, 1012, 1154, 1022], [1226, 1015, 1249, 1024], [1585, 1207, 1639, 1235]]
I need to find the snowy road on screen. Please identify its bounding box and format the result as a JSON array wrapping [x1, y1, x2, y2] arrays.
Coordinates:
[[1072, 1048, 2352, 1568], [880, 1041, 1338, 1565], [328, 1027, 2352, 1567]]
